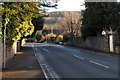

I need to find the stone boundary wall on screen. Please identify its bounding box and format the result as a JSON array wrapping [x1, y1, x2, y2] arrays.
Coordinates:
[[5, 39, 26, 62], [85, 37, 109, 52], [67, 36, 109, 52], [6, 41, 17, 62]]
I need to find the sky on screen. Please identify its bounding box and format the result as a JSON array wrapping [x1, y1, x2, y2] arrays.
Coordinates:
[[48, 0, 85, 12], [47, 0, 120, 12]]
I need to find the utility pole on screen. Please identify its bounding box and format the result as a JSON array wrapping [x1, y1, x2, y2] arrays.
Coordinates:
[[3, 24, 6, 68], [3, 17, 9, 68], [1, 3, 7, 68], [0, 3, 3, 79]]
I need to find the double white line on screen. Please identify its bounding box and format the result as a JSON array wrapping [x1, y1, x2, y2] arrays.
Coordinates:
[[43, 48, 51, 53], [32, 44, 60, 80]]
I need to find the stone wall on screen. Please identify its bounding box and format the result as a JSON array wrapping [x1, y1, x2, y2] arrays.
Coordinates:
[[6, 41, 17, 62], [68, 37, 85, 47], [85, 37, 109, 52], [115, 46, 120, 53], [67, 36, 109, 52], [2, 39, 26, 68], [5, 39, 26, 62]]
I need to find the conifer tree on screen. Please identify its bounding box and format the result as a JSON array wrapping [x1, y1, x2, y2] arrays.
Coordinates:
[[81, 2, 119, 39]]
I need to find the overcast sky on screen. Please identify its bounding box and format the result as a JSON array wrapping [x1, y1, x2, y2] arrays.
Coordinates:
[[47, 0, 120, 12], [48, 0, 85, 12]]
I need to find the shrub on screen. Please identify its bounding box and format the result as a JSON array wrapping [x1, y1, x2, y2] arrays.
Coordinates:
[[35, 34, 41, 42], [115, 43, 120, 46], [63, 33, 72, 42]]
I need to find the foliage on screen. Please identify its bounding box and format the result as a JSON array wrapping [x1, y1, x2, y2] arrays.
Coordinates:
[[31, 16, 44, 36], [115, 43, 120, 46], [44, 33, 56, 42], [63, 33, 72, 42], [27, 16, 45, 38], [40, 35, 45, 42], [50, 37, 56, 42], [35, 34, 42, 42], [117, 2, 120, 42], [2, 2, 45, 46], [45, 33, 56, 38], [81, 2, 119, 39], [7, 20, 34, 40], [2, 1, 58, 46], [27, 37, 36, 42], [56, 35, 63, 43]]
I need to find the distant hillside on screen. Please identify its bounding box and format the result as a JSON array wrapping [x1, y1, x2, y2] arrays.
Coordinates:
[[43, 11, 82, 35], [44, 11, 64, 25], [48, 11, 64, 18], [44, 11, 81, 26], [48, 11, 80, 17]]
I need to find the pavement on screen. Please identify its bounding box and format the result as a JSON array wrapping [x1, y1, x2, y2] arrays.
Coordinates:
[[2, 43, 45, 80]]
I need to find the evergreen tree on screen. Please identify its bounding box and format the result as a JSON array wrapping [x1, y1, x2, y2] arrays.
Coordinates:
[[81, 2, 119, 39], [2, 2, 46, 45]]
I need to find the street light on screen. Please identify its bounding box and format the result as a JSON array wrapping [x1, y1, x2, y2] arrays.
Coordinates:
[[3, 18, 9, 69]]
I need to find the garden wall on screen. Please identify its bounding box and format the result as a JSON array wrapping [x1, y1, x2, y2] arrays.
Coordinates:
[[67, 36, 109, 52], [6, 41, 17, 62]]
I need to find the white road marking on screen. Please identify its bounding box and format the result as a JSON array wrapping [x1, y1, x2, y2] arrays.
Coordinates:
[[32, 44, 60, 79], [89, 61, 109, 69], [73, 55, 85, 60], [43, 48, 51, 53]]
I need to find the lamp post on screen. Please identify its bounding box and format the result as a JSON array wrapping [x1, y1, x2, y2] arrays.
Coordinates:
[[3, 18, 9, 68], [0, 3, 3, 75], [3, 23, 6, 68]]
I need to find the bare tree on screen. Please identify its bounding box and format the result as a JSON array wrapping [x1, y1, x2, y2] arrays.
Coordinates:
[[56, 11, 82, 37]]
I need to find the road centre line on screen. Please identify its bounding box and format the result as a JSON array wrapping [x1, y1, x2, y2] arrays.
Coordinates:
[[89, 61, 109, 69], [73, 55, 85, 60], [73, 54, 109, 69]]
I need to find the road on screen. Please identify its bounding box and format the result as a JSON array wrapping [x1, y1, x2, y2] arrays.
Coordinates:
[[32, 43, 118, 78]]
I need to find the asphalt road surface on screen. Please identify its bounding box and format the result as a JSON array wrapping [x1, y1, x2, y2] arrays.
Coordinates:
[[32, 43, 118, 78]]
